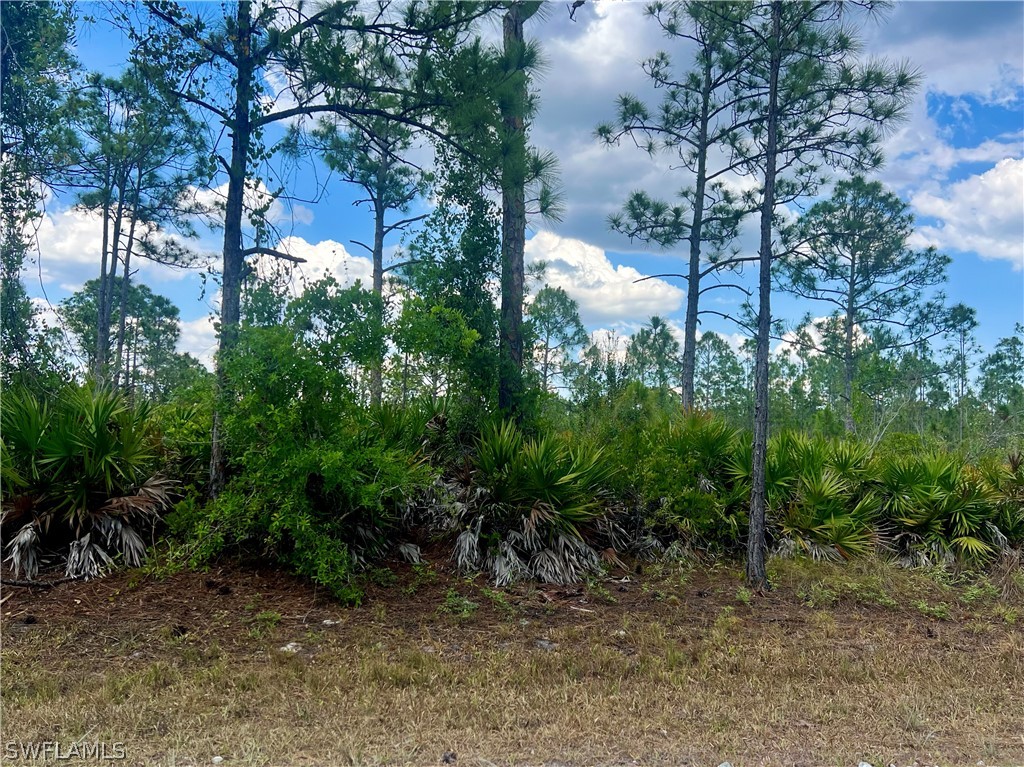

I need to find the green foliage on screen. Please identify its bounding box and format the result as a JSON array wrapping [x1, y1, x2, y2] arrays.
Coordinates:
[[878, 454, 1004, 565], [438, 588, 479, 619], [641, 411, 746, 552], [453, 419, 618, 585], [1, 383, 170, 579], [170, 322, 433, 603]]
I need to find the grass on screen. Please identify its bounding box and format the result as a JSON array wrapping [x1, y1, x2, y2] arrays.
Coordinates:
[[2, 556, 1023, 766]]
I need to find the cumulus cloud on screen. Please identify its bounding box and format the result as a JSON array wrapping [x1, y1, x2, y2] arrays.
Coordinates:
[[252, 235, 374, 295], [525, 230, 685, 326], [27, 205, 214, 296], [910, 158, 1024, 269], [192, 179, 314, 229], [869, 3, 1023, 191], [177, 314, 219, 370], [870, 2, 1023, 107]]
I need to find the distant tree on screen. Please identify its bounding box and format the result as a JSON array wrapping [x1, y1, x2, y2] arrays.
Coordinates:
[[310, 83, 431, 405], [942, 303, 979, 445], [626, 316, 681, 392], [526, 285, 588, 392], [777, 175, 951, 434], [598, 0, 754, 409], [979, 326, 1024, 438], [729, 0, 918, 589], [693, 332, 746, 416], [569, 331, 626, 408], [73, 68, 211, 386], [60, 277, 196, 399]]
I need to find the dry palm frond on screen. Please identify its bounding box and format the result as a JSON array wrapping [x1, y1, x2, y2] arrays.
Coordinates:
[[490, 540, 528, 587], [95, 516, 147, 567], [397, 542, 422, 563], [5, 523, 40, 579], [454, 521, 482, 572], [65, 533, 114, 580], [99, 475, 175, 520]]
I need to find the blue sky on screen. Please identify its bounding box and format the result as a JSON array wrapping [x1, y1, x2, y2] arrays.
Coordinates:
[[28, 1, 1024, 368]]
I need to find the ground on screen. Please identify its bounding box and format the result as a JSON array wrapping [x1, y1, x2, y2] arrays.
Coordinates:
[[1, 553, 1022, 767]]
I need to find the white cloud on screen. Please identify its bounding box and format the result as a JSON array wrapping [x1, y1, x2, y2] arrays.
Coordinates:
[[525, 230, 685, 326], [253, 235, 373, 295], [27, 206, 212, 294], [177, 315, 219, 370], [910, 158, 1024, 269], [192, 179, 314, 229]]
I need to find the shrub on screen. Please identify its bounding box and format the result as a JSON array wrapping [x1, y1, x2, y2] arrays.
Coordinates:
[[640, 411, 746, 553], [878, 453, 1004, 565], [169, 324, 433, 603], [1, 383, 172, 579], [451, 419, 619, 585]]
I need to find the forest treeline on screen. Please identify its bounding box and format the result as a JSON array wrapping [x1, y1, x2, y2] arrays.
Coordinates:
[[2, 1, 1021, 599]]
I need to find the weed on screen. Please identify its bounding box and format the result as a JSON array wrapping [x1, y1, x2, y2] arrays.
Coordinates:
[[438, 588, 479, 619], [402, 561, 438, 596], [735, 586, 752, 605], [366, 567, 398, 588], [993, 604, 1019, 625], [587, 579, 618, 604], [799, 580, 838, 607], [913, 600, 951, 620], [247, 610, 282, 639], [959, 580, 998, 606], [480, 587, 518, 618]]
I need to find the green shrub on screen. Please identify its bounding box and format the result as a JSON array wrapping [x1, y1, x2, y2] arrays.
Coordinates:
[[1, 383, 171, 579], [452, 419, 618, 585], [640, 411, 746, 552], [169, 324, 433, 603]]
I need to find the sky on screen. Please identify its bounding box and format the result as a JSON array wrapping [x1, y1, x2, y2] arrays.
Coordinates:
[[25, 0, 1024, 370]]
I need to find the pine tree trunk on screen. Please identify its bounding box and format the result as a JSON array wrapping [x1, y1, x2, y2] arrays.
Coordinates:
[[746, 0, 782, 593], [99, 174, 128, 382], [498, 2, 527, 418], [369, 188, 386, 408], [843, 255, 857, 433], [210, 0, 254, 498], [113, 169, 142, 391], [681, 59, 714, 411], [94, 161, 113, 382]]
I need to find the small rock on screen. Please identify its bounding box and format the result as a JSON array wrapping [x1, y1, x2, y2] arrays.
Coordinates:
[[858, 762, 874, 767], [278, 642, 302, 654], [534, 638, 558, 651], [322, 619, 339, 626], [212, 757, 224, 765], [441, 751, 457, 764], [613, 629, 627, 638], [717, 762, 733, 767]]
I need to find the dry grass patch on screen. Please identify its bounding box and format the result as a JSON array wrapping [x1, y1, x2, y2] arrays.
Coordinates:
[[2, 558, 1023, 766]]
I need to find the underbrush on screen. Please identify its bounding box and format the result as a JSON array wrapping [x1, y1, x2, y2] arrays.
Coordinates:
[[1, 383, 172, 580], [6, 366, 1022, 605]]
